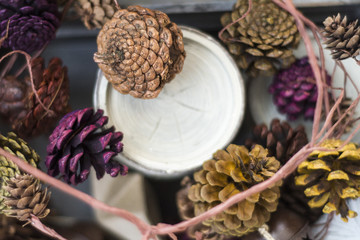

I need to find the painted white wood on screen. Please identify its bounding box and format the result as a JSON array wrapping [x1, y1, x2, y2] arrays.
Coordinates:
[[94, 26, 245, 177]]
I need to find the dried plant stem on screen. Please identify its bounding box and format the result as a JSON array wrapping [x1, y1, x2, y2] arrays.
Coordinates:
[[0, 148, 151, 237], [30, 215, 67, 240], [0, 53, 17, 79], [258, 224, 275, 240]]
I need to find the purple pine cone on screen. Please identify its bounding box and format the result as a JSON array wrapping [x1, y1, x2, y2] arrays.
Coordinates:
[[269, 57, 331, 121], [46, 108, 128, 185], [0, 0, 60, 53]]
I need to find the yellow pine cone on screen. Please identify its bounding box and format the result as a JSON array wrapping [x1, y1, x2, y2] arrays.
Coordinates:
[[295, 139, 360, 221], [188, 144, 281, 237]]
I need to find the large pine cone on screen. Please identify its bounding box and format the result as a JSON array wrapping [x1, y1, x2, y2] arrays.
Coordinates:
[[269, 57, 331, 121], [46, 107, 128, 185], [94, 5, 186, 99], [188, 144, 281, 237], [0, 0, 60, 53], [2, 174, 50, 222], [323, 14, 360, 60], [75, 0, 116, 29], [220, 0, 300, 77], [0, 132, 40, 212], [12, 57, 71, 139], [0, 75, 29, 121], [296, 139, 360, 222]]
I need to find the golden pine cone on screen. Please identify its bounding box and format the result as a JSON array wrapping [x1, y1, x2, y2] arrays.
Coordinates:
[[295, 139, 360, 222], [0, 133, 40, 212], [188, 144, 281, 237], [323, 13, 360, 60], [2, 174, 50, 222], [94, 5, 186, 99], [75, 0, 116, 29], [220, 0, 300, 77]]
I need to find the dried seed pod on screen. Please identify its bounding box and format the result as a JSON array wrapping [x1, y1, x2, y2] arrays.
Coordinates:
[[94, 5, 186, 99]]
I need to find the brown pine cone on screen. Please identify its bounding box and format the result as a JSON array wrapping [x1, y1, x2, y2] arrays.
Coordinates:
[[75, 0, 116, 29], [12, 57, 71, 139], [0, 76, 30, 121], [94, 5, 186, 99], [323, 13, 360, 60], [188, 144, 281, 237], [220, 0, 300, 77], [2, 174, 51, 222]]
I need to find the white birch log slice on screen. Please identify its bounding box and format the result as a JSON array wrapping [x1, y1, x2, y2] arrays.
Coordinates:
[[94, 26, 245, 178]]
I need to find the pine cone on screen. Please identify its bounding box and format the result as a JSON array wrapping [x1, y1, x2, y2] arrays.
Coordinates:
[[0, 75, 30, 121], [220, 0, 300, 77], [75, 0, 116, 29], [327, 97, 354, 135], [188, 144, 281, 237], [0, 214, 49, 240], [0, 132, 40, 211], [12, 57, 71, 139], [46, 107, 128, 185], [245, 119, 308, 164], [0, 0, 60, 53], [2, 174, 50, 222], [94, 5, 186, 99], [269, 57, 331, 120], [296, 139, 360, 222], [323, 13, 360, 60]]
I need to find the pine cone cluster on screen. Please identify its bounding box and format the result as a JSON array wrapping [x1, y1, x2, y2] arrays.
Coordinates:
[[220, 0, 300, 77], [0, 0, 60, 53], [296, 139, 360, 222], [46, 107, 128, 185], [75, 0, 116, 29], [0, 57, 71, 139], [94, 5, 186, 99], [188, 144, 281, 237], [245, 119, 322, 223], [2, 174, 50, 222], [0, 132, 40, 211], [269, 57, 331, 121], [323, 13, 360, 60]]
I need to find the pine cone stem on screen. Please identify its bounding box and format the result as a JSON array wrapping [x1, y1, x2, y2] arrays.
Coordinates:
[[258, 224, 275, 240]]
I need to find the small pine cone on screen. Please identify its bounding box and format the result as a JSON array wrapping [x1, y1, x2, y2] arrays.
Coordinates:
[[2, 174, 50, 222], [46, 108, 128, 185], [94, 5, 186, 99], [295, 139, 360, 222], [0, 132, 40, 212], [0, 214, 49, 240], [326, 97, 354, 135], [0, 0, 60, 53], [12, 57, 71, 139], [323, 13, 360, 60], [188, 144, 281, 237], [269, 57, 331, 121], [0, 75, 30, 121], [220, 0, 300, 77], [245, 119, 308, 164], [75, 0, 116, 29]]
